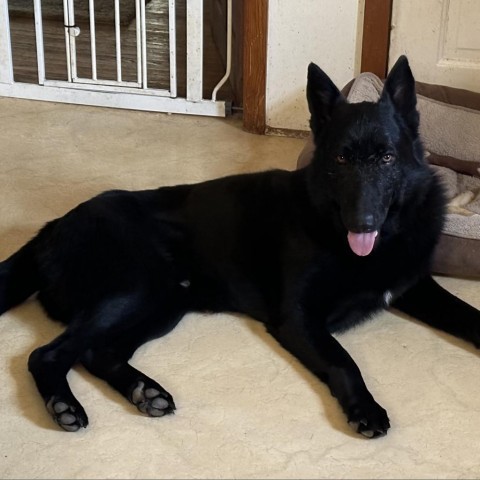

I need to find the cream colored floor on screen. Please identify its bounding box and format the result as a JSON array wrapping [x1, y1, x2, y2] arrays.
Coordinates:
[[0, 97, 479, 479]]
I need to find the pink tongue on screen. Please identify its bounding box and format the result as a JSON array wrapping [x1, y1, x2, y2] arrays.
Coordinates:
[[347, 231, 378, 256]]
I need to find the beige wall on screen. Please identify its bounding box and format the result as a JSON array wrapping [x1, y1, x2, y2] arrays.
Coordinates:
[[266, 0, 364, 132]]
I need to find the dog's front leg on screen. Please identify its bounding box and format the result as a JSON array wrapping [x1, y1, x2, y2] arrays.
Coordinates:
[[392, 275, 480, 347], [268, 321, 390, 438]]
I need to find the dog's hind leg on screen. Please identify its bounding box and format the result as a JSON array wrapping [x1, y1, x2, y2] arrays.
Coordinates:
[[268, 322, 390, 438], [392, 275, 480, 347], [81, 347, 177, 418], [79, 311, 184, 418], [28, 292, 177, 431], [28, 329, 89, 431]]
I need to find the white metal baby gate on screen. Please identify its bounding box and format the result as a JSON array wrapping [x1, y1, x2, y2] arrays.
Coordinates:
[[0, 0, 232, 116]]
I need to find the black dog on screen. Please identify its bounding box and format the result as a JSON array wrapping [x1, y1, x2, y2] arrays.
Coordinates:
[[1, 56, 479, 437]]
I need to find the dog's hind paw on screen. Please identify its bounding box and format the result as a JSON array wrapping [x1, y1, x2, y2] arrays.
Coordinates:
[[46, 396, 88, 432], [347, 401, 390, 439], [130, 380, 176, 417]]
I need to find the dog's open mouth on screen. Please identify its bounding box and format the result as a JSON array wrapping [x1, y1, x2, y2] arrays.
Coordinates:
[[347, 231, 378, 256]]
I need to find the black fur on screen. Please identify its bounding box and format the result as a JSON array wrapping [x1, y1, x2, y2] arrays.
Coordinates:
[[2, 56, 480, 437]]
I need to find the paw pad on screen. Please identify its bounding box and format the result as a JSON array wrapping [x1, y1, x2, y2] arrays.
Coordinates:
[[46, 397, 88, 432], [130, 381, 175, 417]]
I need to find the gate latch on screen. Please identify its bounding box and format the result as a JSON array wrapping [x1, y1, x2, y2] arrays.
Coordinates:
[[65, 25, 81, 37]]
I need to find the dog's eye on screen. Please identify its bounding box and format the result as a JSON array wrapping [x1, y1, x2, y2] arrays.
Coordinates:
[[336, 155, 347, 165], [382, 154, 395, 164]]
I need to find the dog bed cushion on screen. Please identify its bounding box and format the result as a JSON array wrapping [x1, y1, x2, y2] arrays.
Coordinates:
[[297, 74, 480, 278]]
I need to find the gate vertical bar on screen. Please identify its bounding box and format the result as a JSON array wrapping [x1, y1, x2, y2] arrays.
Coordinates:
[[63, 0, 76, 81], [33, 0, 46, 84], [186, 0, 203, 101], [114, 0, 122, 82], [168, 0, 177, 97], [89, 0, 97, 80], [140, 0, 147, 88], [0, 0, 13, 84], [135, 0, 141, 85]]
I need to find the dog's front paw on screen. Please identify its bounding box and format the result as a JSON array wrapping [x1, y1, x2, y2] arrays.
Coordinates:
[[46, 396, 88, 432], [130, 380, 176, 417], [347, 400, 390, 438]]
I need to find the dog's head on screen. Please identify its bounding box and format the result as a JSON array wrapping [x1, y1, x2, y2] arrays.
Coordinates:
[[306, 56, 429, 256]]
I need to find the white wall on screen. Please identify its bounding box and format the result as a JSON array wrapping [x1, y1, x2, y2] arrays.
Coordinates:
[[266, 0, 364, 132]]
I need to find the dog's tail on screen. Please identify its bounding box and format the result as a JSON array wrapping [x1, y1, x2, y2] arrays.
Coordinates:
[[0, 236, 41, 315]]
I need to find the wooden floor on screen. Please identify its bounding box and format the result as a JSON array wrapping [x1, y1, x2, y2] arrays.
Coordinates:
[[8, 0, 232, 100]]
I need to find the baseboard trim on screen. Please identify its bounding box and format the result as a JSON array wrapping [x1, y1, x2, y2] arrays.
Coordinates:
[[265, 126, 310, 139]]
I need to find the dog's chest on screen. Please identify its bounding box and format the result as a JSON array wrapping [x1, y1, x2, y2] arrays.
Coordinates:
[[298, 241, 421, 332]]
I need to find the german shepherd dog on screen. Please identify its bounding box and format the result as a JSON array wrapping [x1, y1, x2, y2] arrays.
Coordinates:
[[1, 56, 479, 438]]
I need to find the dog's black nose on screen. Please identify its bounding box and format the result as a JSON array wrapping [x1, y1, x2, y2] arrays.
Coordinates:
[[359, 214, 375, 232], [349, 214, 376, 233]]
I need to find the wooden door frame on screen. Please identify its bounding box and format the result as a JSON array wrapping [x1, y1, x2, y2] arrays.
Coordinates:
[[242, 0, 393, 134], [242, 0, 268, 134], [360, 0, 393, 78]]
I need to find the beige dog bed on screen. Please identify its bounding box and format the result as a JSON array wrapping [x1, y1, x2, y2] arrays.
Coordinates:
[[298, 74, 480, 278]]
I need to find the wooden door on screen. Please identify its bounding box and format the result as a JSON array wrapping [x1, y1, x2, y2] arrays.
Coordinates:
[[389, 0, 480, 92]]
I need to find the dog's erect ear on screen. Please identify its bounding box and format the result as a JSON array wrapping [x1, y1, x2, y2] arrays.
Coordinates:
[[381, 56, 419, 134], [307, 63, 345, 137]]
